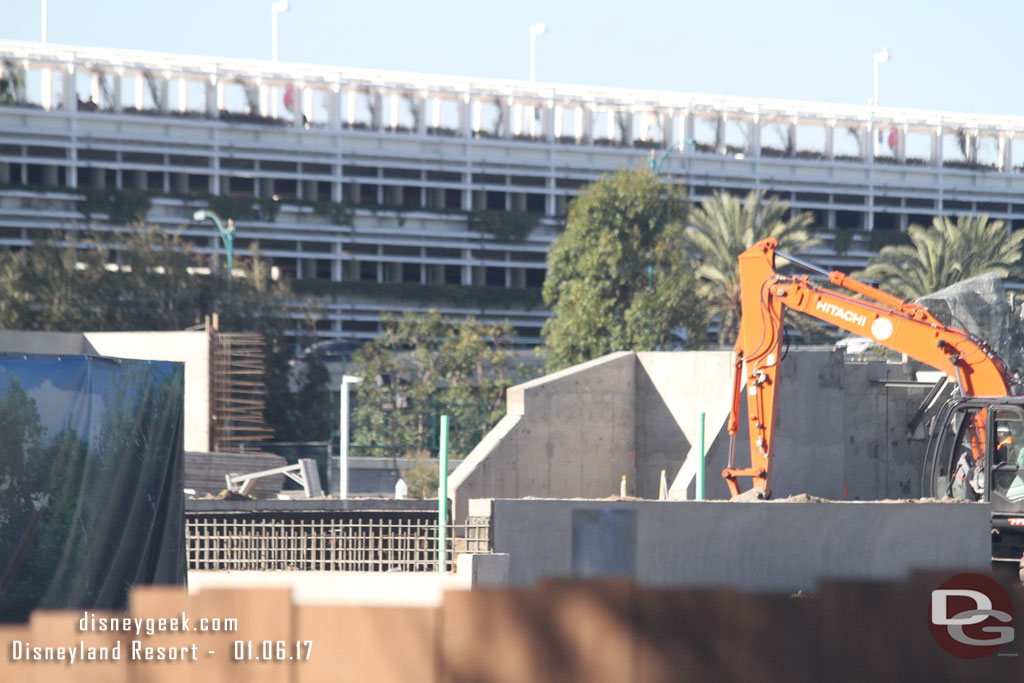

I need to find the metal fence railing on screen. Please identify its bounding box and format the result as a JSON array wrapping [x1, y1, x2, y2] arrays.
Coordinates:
[[186, 513, 490, 573]]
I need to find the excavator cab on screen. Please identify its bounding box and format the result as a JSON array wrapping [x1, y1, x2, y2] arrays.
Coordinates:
[[925, 397, 1024, 566]]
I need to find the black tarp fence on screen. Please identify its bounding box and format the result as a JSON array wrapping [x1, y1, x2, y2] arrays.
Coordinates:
[[0, 354, 185, 622]]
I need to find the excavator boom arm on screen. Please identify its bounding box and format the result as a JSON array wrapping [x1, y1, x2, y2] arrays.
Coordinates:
[[723, 238, 1012, 498]]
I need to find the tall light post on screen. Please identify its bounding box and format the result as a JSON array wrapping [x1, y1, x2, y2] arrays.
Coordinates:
[[872, 46, 890, 107], [271, 0, 289, 62], [529, 23, 547, 82], [193, 209, 235, 285], [338, 375, 363, 499], [271, 1, 289, 118]]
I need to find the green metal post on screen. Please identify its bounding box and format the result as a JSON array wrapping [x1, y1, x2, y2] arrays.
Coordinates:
[[437, 414, 449, 572], [697, 411, 706, 500]]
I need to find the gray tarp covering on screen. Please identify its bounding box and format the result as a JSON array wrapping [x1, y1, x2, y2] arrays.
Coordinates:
[[0, 355, 185, 622], [917, 272, 1024, 377]]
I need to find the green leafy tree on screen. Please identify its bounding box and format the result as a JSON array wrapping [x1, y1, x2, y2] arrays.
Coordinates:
[[542, 168, 704, 370], [685, 189, 819, 344], [854, 215, 1024, 299], [349, 311, 522, 497]]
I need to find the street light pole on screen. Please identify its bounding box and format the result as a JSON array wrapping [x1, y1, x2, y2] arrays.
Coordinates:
[[648, 138, 696, 173], [338, 375, 363, 499], [271, 1, 289, 119], [193, 209, 235, 285], [271, 0, 289, 63], [529, 23, 547, 82], [872, 46, 890, 106]]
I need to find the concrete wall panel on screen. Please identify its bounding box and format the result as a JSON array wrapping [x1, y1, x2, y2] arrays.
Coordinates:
[[481, 498, 992, 594], [87, 331, 209, 452], [449, 352, 636, 522]]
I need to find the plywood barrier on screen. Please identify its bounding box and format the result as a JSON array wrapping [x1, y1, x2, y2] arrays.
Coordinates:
[[1, 574, 1023, 681]]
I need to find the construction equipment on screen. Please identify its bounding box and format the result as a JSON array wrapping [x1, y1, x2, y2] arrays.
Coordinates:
[[726, 238, 1024, 566]]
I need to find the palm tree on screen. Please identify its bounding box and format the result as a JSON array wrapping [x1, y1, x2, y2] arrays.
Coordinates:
[[855, 215, 1024, 300], [685, 189, 819, 344]]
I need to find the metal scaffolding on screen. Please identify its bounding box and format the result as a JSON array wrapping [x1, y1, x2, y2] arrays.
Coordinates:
[[210, 322, 275, 452]]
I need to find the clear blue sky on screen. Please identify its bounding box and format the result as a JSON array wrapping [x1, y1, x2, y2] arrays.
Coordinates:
[[1, 0, 1020, 116]]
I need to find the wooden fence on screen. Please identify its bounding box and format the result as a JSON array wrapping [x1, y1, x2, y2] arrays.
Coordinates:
[[2, 574, 1023, 682]]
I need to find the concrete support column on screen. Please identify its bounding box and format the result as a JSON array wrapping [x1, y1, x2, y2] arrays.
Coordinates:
[[967, 130, 978, 163], [862, 123, 872, 162], [416, 94, 428, 135], [216, 82, 226, 113], [371, 92, 383, 130], [459, 96, 471, 138], [177, 80, 188, 113], [0, 163, 10, 184], [932, 126, 943, 167], [577, 105, 591, 143], [205, 81, 219, 119], [293, 84, 305, 129], [331, 166, 342, 202], [501, 99, 512, 139], [210, 156, 220, 194], [545, 177, 556, 216], [553, 105, 563, 139], [332, 244, 343, 282], [897, 125, 907, 163], [717, 115, 728, 155], [67, 148, 77, 188], [683, 112, 696, 152], [159, 78, 169, 114], [605, 110, 615, 141], [1000, 133, 1012, 172], [92, 167, 106, 189], [662, 112, 675, 149], [825, 122, 834, 159], [788, 121, 797, 155], [112, 73, 123, 112], [62, 70, 76, 112], [748, 116, 761, 156], [543, 101, 554, 142], [328, 89, 341, 129]]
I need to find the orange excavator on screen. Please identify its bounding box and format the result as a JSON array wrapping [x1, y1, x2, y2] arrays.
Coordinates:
[[725, 238, 1024, 567]]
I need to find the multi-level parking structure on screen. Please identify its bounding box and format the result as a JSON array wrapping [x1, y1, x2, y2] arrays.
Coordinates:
[[3, 40, 1024, 344]]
